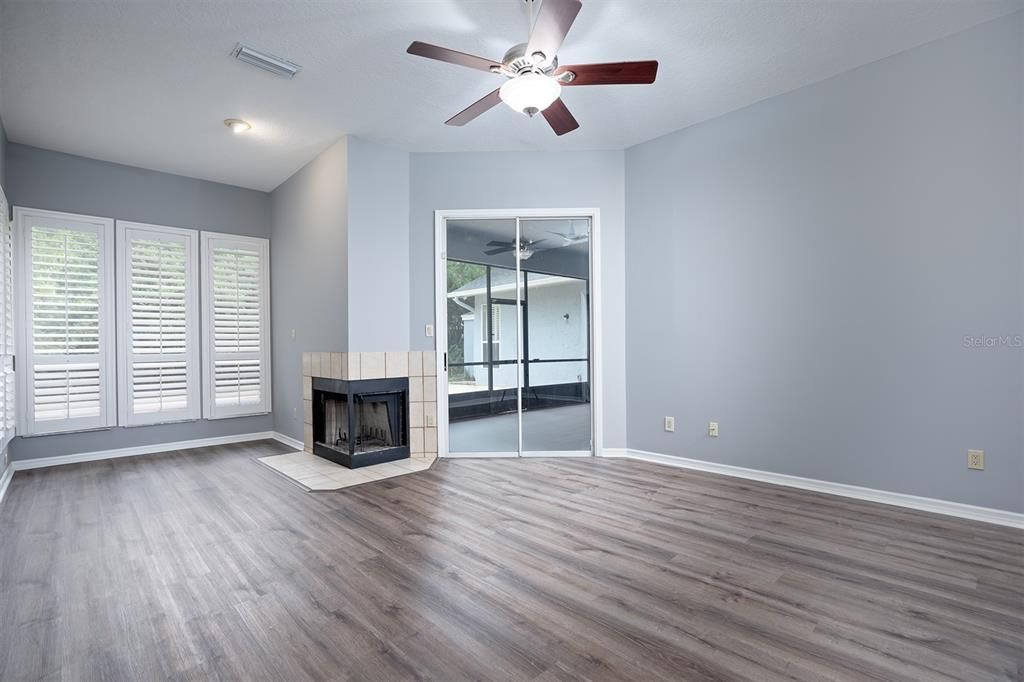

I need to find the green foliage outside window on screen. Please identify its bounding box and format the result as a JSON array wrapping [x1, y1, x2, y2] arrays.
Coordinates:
[[446, 260, 484, 380]]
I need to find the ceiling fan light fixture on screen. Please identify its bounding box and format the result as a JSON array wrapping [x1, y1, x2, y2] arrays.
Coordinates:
[[518, 246, 535, 260], [499, 73, 561, 116]]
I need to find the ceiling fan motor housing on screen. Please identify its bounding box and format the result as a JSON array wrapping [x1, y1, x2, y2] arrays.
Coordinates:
[[501, 43, 558, 77]]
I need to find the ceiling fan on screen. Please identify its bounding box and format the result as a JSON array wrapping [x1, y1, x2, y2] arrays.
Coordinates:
[[486, 220, 589, 259], [407, 0, 658, 136], [485, 238, 548, 260]]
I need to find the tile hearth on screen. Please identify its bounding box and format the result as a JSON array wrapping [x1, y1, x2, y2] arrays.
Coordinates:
[[259, 450, 437, 491]]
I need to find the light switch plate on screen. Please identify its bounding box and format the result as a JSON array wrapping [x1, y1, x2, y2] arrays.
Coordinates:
[[708, 421, 719, 437], [425, 324, 434, 337], [664, 416, 675, 432], [967, 449, 984, 470]]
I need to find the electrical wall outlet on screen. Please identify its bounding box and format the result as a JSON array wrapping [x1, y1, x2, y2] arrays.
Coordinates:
[[664, 416, 675, 432], [967, 449, 984, 470], [708, 421, 719, 437], [425, 324, 434, 337]]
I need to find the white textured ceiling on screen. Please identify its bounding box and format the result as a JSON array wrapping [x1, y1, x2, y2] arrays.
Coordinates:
[[1, 0, 1020, 191]]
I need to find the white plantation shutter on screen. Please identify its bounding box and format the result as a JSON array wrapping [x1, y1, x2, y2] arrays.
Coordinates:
[[0, 188, 14, 449], [117, 222, 199, 425], [15, 208, 115, 435], [201, 232, 270, 418]]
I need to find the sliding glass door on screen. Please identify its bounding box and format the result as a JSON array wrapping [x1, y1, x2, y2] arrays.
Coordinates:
[[442, 214, 592, 458], [519, 219, 591, 456]]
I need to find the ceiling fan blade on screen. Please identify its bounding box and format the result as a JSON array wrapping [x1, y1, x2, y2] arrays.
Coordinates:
[[526, 0, 582, 65], [547, 231, 587, 242], [445, 88, 502, 127], [541, 98, 580, 136], [484, 246, 515, 256], [556, 61, 659, 86], [407, 41, 502, 73], [486, 240, 513, 247]]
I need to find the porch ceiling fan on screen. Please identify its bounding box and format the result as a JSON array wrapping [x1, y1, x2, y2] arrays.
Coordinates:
[[407, 0, 658, 136], [484, 238, 548, 260], [485, 219, 589, 258]]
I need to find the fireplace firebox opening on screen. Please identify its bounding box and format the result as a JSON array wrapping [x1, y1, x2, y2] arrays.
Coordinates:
[[312, 377, 410, 468]]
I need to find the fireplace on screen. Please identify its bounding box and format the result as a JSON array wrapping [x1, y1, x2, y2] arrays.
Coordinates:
[[311, 377, 410, 468]]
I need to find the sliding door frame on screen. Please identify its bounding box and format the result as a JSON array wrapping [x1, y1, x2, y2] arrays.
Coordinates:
[[433, 208, 602, 460]]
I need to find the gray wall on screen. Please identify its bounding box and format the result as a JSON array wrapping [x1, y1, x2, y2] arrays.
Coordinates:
[[0, 0, 6, 193], [5, 144, 274, 460], [6, 144, 270, 238], [0, 117, 7, 193], [346, 137, 410, 352], [1019, 11, 1024, 512], [270, 138, 348, 441], [409, 150, 628, 448], [625, 13, 1023, 512]]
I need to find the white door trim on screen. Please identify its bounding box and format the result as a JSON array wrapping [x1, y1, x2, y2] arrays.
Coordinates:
[[433, 208, 603, 460]]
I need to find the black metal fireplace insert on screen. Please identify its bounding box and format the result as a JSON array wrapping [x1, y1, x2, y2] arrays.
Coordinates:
[[312, 377, 410, 468]]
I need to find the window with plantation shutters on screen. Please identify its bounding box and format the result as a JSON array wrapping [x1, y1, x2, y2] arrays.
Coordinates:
[[200, 232, 271, 419], [0, 188, 15, 449], [15, 208, 116, 436], [116, 222, 199, 426]]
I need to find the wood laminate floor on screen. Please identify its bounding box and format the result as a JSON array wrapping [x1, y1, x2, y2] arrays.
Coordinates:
[[0, 440, 1021, 681]]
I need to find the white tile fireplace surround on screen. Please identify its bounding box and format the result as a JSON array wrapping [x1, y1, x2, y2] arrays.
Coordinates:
[[259, 351, 438, 492], [301, 350, 438, 458]]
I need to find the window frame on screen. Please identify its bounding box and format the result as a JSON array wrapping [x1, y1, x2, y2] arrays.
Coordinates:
[[0, 187, 15, 450], [116, 220, 201, 427], [14, 206, 117, 436], [199, 231, 272, 419]]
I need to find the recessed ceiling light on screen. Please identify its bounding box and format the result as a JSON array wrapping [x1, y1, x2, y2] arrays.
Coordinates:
[[224, 118, 252, 134]]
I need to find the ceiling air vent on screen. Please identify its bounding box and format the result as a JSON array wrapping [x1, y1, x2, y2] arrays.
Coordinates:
[[232, 43, 302, 79]]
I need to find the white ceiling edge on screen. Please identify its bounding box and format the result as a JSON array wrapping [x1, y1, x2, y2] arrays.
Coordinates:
[[1, 1, 1020, 192]]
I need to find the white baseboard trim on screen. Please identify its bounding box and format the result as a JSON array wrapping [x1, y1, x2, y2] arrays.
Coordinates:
[[600, 448, 1024, 530], [0, 464, 13, 506], [271, 431, 304, 451], [11, 431, 280, 472]]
